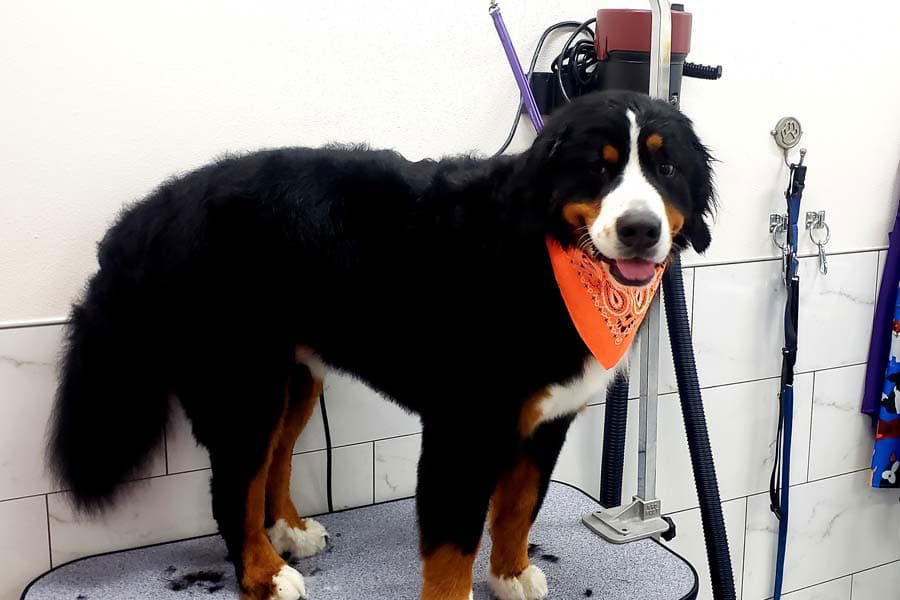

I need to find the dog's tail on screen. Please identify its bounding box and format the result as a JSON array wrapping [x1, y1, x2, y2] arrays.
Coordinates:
[[48, 229, 172, 512]]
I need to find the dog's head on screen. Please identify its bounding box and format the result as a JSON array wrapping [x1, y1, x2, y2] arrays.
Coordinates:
[[523, 91, 714, 287]]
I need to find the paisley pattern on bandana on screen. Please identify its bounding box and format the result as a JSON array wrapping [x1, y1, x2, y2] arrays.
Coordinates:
[[547, 236, 665, 369]]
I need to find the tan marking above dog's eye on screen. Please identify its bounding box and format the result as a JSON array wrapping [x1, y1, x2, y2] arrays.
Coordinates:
[[602, 145, 619, 163], [562, 202, 601, 230], [646, 133, 664, 151]]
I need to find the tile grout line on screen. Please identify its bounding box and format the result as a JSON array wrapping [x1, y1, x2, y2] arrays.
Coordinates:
[[665, 466, 873, 517], [762, 557, 900, 600], [807, 370, 816, 483], [739, 496, 749, 600], [45, 493, 53, 568], [163, 422, 170, 475], [690, 266, 697, 329]]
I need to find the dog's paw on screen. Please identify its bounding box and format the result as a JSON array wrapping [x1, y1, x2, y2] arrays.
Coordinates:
[[270, 564, 307, 600], [267, 518, 329, 559], [488, 565, 548, 600]]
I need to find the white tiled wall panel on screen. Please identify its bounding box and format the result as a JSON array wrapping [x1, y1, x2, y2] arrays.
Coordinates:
[[794, 253, 877, 373], [851, 560, 900, 599], [0, 496, 50, 600], [663, 497, 747, 600], [781, 577, 851, 600], [692, 253, 877, 387], [807, 365, 873, 481], [743, 470, 900, 599], [0, 325, 164, 502], [552, 400, 640, 503], [165, 396, 329, 475], [0, 325, 64, 501], [692, 260, 786, 387], [322, 373, 421, 446], [289, 443, 374, 515], [47, 469, 217, 565], [0, 249, 892, 598], [374, 434, 421, 503], [657, 374, 813, 513], [659, 266, 696, 395]]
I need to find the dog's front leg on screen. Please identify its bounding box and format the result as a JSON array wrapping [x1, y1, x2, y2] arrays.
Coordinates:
[[416, 423, 504, 600]]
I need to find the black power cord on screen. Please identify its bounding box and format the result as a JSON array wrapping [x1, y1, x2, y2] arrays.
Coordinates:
[[319, 390, 334, 513], [492, 20, 583, 156]]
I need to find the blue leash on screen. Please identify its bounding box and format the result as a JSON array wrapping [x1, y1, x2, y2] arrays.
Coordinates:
[[770, 161, 805, 598]]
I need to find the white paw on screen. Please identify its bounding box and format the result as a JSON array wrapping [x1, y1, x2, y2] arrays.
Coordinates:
[[518, 565, 548, 599], [271, 564, 307, 600], [267, 518, 329, 558], [488, 565, 548, 600]]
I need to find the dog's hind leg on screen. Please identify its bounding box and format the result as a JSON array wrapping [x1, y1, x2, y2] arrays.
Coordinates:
[[265, 363, 329, 559], [195, 365, 306, 600]]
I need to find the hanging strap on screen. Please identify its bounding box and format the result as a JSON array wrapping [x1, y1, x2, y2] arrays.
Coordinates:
[[770, 162, 805, 599]]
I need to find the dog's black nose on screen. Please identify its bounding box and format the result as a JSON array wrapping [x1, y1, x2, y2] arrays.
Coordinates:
[[616, 210, 662, 250]]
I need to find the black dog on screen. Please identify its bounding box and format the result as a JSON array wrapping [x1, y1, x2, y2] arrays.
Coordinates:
[[48, 90, 713, 600]]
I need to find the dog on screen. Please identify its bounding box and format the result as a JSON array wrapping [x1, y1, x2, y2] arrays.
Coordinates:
[[48, 90, 713, 600]]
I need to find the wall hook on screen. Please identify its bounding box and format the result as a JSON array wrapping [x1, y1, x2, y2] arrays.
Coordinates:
[[771, 116, 805, 167]]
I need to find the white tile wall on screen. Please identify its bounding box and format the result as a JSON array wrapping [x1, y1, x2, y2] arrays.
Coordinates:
[[781, 577, 852, 600], [743, 470, 900, 599], [663, 498, 747, 600], [47, 469, 217, 565], [657, 374, 813, 513], [0, 496, 50, 600], [288, 443, 374, 515], [553, 400, 640, 504], [794, 253, 878, 373], [0, 249, 892, 599], [851, 560, 900, 598], [374, 434, 421, 503], [693, 259, 786, 387], [807, 365, 873, 481]]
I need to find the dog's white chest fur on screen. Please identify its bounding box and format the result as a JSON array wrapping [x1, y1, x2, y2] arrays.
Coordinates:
[[535, 353, 630, 426]]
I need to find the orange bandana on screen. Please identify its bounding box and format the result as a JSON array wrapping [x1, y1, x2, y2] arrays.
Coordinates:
[[546, 236, 665, 369]]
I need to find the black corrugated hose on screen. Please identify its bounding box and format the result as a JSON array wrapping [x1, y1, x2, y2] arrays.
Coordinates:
[[599, 373, 629, 508], [663, 255, 736, 600]]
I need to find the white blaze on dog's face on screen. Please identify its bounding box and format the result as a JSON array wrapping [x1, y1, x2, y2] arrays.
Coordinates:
[[542, 92, 712, 288], [587, 110, 673, 285]]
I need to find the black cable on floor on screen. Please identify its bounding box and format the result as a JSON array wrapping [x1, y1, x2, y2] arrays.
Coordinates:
[[319, 390, 334, 513]]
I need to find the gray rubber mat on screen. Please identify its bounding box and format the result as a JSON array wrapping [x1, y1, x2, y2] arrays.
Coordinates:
[[22, 482, 696, 599]]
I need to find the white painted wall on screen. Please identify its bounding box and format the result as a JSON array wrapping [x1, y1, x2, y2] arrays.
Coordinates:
[[3, 0, 900, 323]]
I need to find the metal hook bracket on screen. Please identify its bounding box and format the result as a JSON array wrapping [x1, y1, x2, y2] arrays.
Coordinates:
[[806, 210, 830, 275], [771, 117, 805, 167]]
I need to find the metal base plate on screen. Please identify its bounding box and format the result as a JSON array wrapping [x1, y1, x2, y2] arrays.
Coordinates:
[[583, 496, 671, 544]]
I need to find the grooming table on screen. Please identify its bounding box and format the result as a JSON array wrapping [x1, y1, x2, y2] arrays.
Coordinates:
[[22, 482, 697, 600]]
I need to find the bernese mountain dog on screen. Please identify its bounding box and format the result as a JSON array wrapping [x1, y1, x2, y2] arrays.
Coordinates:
[[48, 90, 713, 600]]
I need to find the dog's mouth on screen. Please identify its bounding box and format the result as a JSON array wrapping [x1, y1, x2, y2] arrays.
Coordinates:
[[606, 257, 658, 286], [583, 242, 659, 287]]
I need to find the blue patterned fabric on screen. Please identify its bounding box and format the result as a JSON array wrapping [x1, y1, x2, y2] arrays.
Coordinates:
[[872, 283, 900, 488]]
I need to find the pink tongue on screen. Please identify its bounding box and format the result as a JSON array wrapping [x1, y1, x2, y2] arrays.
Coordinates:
[[615, 258, 656, 281]]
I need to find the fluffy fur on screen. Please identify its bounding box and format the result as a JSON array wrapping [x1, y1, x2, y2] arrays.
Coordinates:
[[48, 90, 713, 600]]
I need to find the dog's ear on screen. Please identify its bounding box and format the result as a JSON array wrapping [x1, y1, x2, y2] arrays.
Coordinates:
[[678, 216, 712, 254], [530, 122, 572, 164], [680, 138, 715, 254]]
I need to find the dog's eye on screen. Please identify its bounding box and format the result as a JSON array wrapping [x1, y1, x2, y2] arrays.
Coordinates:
[[590, 164, 608, 177], [658, 163, 676, 178]]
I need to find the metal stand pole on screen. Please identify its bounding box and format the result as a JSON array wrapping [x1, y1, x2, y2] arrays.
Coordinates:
[[583, 0, 672, 544]]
